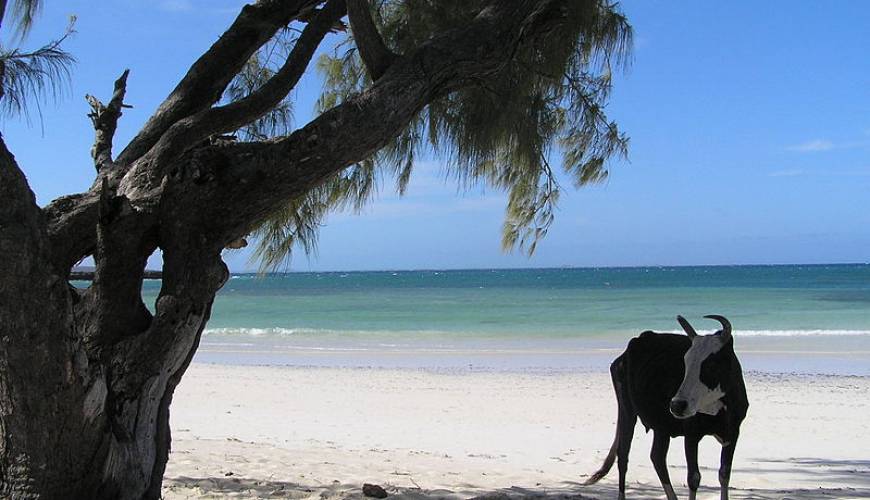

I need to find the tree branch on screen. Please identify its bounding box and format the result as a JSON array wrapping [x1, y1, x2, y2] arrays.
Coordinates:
[[208, 0, 346, 133], [86, 69, 130, 171], [44, 190, 99, 271], [76, 178, 156, 355], [115, 0, 323, 166], [346, 0, 396, 80], [47, 0, 573, 276], [0, 1, 8, 30], [43, 1, 333, 275], [153, 1, 567, 244], [119, 0, 347, 195]]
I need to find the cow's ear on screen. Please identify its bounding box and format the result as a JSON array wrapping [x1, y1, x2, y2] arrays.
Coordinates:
[[677, 315, 697, 338]]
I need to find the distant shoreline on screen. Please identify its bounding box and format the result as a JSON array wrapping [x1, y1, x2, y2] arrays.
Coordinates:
[[71, 268, 162, 280], [70, 262, 868, 278], [225, 261, 869, 275]]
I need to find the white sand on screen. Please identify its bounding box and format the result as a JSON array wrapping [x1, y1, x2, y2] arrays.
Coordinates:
[[163, 364, 870, 499]]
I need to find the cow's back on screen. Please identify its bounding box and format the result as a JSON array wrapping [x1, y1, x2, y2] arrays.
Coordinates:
[[623, 331, 691, 435]]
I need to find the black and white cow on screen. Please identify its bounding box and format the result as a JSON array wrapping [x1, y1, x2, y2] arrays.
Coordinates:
[[584, 315, 749, 500]]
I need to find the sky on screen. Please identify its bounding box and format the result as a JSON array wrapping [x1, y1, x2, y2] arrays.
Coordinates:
[[2, 1, 868, 272]]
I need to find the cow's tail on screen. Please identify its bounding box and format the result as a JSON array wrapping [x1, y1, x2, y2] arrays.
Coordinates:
[[583, 427, 618, 485], [583, 354, 626, 485]]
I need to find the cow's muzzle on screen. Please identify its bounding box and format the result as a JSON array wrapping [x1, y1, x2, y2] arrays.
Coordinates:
[[669, 398, 690, 419]]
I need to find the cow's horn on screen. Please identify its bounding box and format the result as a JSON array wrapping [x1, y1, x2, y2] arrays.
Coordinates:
[[704, 314, 732, 342], [676, 315, 698, 338]]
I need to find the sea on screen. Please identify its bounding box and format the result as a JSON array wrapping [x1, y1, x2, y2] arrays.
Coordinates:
[[137, 264, 870, 376]]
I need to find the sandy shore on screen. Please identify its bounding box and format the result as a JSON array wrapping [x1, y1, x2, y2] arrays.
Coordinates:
[[163, 364, 870, 499]]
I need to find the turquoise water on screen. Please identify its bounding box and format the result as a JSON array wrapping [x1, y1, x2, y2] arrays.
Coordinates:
[[137, 264, 870, 374]]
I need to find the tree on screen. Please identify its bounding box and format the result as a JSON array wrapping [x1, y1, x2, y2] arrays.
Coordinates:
[[0, 1, 630, 498]]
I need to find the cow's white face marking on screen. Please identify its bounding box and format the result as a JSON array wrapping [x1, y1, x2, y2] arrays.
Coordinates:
[[672, 334, 727, 419]]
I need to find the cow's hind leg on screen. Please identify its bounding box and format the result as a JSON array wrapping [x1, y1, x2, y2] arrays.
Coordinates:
[[611, 358, 635, 500], [719, 433, 738, 500], [651, 431, 677, 500], [685, 434, 701, 500], [615, 402, 636, 500]]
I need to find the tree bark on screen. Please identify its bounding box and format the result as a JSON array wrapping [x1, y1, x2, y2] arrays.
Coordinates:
[[346, 0, 396, 80], [1, 136, 230, 498], [0, 1, 582, 497]]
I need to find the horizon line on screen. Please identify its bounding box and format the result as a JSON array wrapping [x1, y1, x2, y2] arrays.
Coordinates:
[[227, 261, 868, 275]]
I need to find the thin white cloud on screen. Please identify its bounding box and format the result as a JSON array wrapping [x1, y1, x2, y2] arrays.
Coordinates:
[[788, 132, 870, 153], [788, 139, 834, 152], [159, 0, 193, 12], [157, 0, 242, 14], [768, 169, 804, 177], [835, 167, 870, 177], [767, 165, 870, 178]]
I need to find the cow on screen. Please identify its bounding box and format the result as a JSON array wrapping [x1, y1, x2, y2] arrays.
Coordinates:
[[584, 315, 749, 500]]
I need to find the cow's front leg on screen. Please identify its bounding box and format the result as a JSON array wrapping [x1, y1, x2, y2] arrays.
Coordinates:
[[685, 434, 701, 500], [650, 431, 677, 500], [719, 434, 738, 500]]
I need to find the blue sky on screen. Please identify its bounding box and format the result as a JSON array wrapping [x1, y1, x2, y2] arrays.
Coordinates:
[[3, 1, 868, 271]]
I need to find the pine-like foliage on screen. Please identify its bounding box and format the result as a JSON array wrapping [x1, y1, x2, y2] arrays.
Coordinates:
[[0, 2, 75, 123], [223, 29, 296, 141], [1, 0, 42, 38], [246, 0, 632, 270]]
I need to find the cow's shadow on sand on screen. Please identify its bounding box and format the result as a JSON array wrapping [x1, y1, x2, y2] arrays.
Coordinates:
[[163, 457, 870, 499]]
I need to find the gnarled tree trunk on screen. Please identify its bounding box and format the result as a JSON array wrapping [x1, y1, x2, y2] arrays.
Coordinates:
[[1, 137, 228, 498], [0, 1, 582, 497]]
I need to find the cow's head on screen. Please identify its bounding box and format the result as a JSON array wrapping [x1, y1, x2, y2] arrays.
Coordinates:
[[669, 315, 733, 419]]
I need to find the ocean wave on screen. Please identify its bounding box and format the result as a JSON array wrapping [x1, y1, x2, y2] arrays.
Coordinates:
[[203, 327, 870, 338], [735, 330, 870, 337], [204, 327, 307, 336], [202, 327, 449, 337]]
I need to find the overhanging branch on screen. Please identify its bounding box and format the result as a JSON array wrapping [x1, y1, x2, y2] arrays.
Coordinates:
[[156, 2, 568, 244], [115, 0, 323, 166], [193, 0, 348, 142], [346, 0, 396, 80], [51, 0, 574, 274], [121, 0, 347, 189]]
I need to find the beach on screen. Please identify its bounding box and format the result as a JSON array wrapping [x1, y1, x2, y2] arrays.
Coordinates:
[[162, 363, 870, 499], [154, 266, 870, 498], [158, 265, 870, 499]]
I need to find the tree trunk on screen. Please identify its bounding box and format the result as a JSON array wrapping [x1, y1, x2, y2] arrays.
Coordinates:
[[0, 308, 212, 500], [0, 139, 228, 499], [0, 315, 214, 500]]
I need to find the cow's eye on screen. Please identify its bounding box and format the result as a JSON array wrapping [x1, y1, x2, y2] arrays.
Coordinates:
[[699, 349, 730, 389], [699, 356, 718, 389]]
